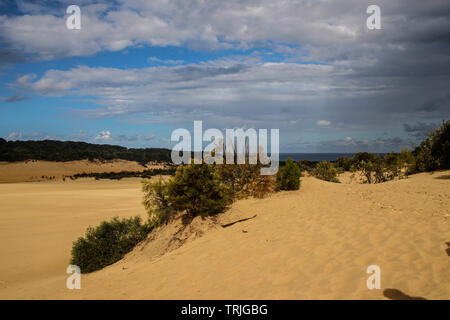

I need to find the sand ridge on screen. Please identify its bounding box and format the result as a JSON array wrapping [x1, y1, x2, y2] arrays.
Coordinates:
[[0, 171, 449, 299]]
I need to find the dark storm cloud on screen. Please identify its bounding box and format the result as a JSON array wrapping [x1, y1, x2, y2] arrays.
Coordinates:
[[173, 64, 249, 81], [403, 122, 439, 138], [4, 93, 28, 102], [0, 47, 25, 65]]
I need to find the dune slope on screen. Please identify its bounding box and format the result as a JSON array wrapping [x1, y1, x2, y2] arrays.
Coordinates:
[[1, 171, 449, 299]]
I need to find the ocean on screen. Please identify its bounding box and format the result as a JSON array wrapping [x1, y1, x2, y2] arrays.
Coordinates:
[[190, 152, 378, 162], [279, 153, 355, 162]]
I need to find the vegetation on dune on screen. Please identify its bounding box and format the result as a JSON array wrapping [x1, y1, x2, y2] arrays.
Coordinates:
[[277, 157, 301, 190], [312, 161, 339, 183], [413, 120, 450, 172], [69, 119, 449, 273], [167, 163, 229, 219], [215, 161, 276, 199], [295, 120, 449, 183], [0, 139, 171, 165], [71, 167, 176, 180], [142, 178, 174, 227], [70, 216, 151, 273]]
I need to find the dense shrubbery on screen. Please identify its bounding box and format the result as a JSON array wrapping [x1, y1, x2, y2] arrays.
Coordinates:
[[334, 156, 353, 172], [0, 139, 171, 164], [72, 167, 176, 180], [141, 160, 279, 226], [338, 121, 449, 179], [70, 216, 151, 273], [142, 178, 174, 227], [414, 120, 450, 172], [350, 150, 416, 184], [168, 164, 229, 219], [297, 159, 319, 173], [215, 162, 276, 199], [277, 157, 301, 190], [312, 161, 339, 183]]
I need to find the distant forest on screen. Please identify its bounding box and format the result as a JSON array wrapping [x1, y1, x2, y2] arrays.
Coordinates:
[[0, 139, 171, 164]]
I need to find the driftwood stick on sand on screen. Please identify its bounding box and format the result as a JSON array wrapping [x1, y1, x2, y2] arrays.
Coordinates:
[[221, 214, 257, 228]]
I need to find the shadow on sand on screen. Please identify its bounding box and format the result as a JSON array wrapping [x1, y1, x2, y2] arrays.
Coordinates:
[[435, 174, 450, 179], [383, 288, 426, 300]]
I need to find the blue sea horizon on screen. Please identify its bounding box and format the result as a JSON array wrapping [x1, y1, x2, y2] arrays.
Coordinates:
[[279, 153, 355, 162]]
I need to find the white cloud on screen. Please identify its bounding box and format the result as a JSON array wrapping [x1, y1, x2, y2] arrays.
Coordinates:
[[148, 57, 184, 65], [6, 131, 22, 140], [6, 131, 51, 140], [71, 129, 88, 140], [14, 53, 450, 132], [316, 120, 331, 127], [1, 0, 447, 64], [14, 60, 353, 124], [94, 130, 112, 141], [143, 134, 156, 141]]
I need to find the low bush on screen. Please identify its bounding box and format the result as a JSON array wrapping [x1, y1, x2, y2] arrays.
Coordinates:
[[277, 157, 301, 190], [297, 159, 318, 173], [215, 161, 276, 199], [142, 178, 174, 227], [312, 161, 340, 183], [334, 156, 353, 171], [351, 155, 401, 184], [70, 216, 151, 273]]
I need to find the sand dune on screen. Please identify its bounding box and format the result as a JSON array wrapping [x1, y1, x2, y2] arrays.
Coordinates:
[[0, 171, 449, 299], [0, 178, 148, 298], [0, 159, 164, 183]]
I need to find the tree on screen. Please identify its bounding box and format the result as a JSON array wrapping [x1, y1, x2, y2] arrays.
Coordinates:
[[277, 157, 301, 190], [414, 120, 450, 171], [167, 163, 228, 219]]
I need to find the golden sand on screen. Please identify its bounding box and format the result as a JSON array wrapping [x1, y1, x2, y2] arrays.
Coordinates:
[[0, 170, 449, 299]]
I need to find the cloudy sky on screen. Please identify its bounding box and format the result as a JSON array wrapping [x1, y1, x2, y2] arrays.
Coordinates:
[[0, 0, 449, 152]]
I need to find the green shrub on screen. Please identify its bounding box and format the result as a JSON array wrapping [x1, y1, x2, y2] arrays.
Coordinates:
[[297, 159, 318, 173], [312, 161, 340, 183], [277, 157, 301, 190], [414, 120, 450, 171], [168, 163, 228, 218], [215, 161, 276, 199], [70, 216, 151, 273], [142, 178, 174, 227], [398, 149, 416, 175], [351, 155, 400, 184], [334, 156, 353, 171]]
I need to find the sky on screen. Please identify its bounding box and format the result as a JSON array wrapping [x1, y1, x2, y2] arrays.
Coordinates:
[[0, 0, 449, 153]]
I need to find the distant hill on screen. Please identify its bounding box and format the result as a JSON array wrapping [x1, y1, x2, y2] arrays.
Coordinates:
[[0, 138, 171, 164]]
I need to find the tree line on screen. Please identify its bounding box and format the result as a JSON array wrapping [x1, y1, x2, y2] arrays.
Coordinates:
[[0, 139, 171, 165]]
